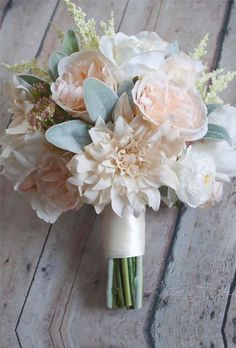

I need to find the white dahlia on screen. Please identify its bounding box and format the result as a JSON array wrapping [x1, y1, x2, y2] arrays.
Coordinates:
[[68, 117, 184, 217]]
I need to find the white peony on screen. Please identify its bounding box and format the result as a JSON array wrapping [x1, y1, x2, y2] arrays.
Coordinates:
[[100, 31, 168, 81], [68, 116, 185, 217], [0, 132, 81, 223], [174, 105, 236, 207], [174, 146, 217, 207], [194, 105, 236, 179]]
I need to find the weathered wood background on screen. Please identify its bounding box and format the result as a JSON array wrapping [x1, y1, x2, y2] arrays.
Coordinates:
[[0, 0, 236, 347]]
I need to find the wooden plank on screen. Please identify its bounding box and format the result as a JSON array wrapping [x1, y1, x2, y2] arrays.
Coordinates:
[[15, 1, 129, 347], [150, 2, 236, 346], [0, 1, 58, 347], [3, 1, 231, 348], [219, 5, 236, 347]]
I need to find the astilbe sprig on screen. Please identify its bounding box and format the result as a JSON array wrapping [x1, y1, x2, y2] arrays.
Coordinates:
[[197, 69, 236, 104], [191, 34, 236, 104], [100, 12, 115, 37], [2, 60, 50, 82], [191, 34, 209, 61], [64, 0, 99, 48]]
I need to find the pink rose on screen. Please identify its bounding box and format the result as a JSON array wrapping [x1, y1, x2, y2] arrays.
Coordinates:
[[132, 72, 207, 141], [19, 152, 81, 222], [51, 50, 117, 122]]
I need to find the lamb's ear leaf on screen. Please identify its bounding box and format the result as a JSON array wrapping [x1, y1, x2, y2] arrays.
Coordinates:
[[117, 79, 134, 104], [207, 104, 221, 114], [45, 120, 91, 153], [48, 51, 66, 81], [83, 77, 118, 122], [62, 29, 79, 55], [169, 41, 180, 55], [203, 123, 232, 146]]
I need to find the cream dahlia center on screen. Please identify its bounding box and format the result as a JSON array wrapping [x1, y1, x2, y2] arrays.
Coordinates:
[[114, 140, 146, 177]]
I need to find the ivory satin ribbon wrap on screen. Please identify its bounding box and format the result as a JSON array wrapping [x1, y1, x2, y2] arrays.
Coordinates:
[[101, 205, 146, 258]]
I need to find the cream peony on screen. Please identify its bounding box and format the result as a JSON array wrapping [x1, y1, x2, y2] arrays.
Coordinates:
[[174, 146, 217, 207], [164, 52, 204, 87], [132, 71, 208, 141], [0, 132, 81, 223], [51, 50, 117, 122], [100, 31, 167, 81], [68, 116, 184, 217]]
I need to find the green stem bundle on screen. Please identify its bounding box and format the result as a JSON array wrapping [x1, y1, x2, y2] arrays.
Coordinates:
[[106, 256, 143, 309]]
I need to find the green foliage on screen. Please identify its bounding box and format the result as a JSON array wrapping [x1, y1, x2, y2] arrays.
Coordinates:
[[2, 60, 50, 81], [206, 104, 220, 114], [203, 123, 232, 146], [64, 0, 99, 49], [83, 78, 118, 123], [62, 29, 80, 55], [45, 120, 91, 153], [191, 34, 209, 60], [48, 51, 66, 81], [100, 12, 115, 37], [169, 41, 180, 56], [197, 68, 236, 104]]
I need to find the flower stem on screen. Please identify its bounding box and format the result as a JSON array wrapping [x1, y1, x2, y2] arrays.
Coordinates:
[[121, 258, 132, 307], [106, 256, 143, 309]]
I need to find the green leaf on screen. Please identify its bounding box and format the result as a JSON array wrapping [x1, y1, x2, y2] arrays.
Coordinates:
[[48, 51, 66, 81], [203, 123, 232, 146], [83, 78, 118, 123], [45, 120, 91, 153], [207, 104, 220, 114], [169, 41, 180, 55], [62, 29, 79, 55], [18, 74, 49, 86], [117, 80, 134, 104]]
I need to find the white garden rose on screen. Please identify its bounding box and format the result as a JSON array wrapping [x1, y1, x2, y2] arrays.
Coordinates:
[[51, 49, 117, 122], [132, 71, 208, 141], [174, 146, 217, 207], [100, 31, 168, 81], [0, 132, 81, 223], [194, 105, 236, 179], [68, 116, 184, 217]]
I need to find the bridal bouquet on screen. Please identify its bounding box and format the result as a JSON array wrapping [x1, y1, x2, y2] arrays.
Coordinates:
[[1, 0, 236, 309]]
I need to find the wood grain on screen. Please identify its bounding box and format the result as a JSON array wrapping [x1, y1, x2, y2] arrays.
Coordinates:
[[0, 1, 58, 347], [219, 4, 236, 348], [1, 0, 235, 347], [149, 2, 236, 345]]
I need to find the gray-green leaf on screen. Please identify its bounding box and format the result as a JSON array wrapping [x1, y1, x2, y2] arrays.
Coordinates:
[[203, 123, 232, 146], [45, 120, 91, 153], [62, 29, 79, 55], [18, 74, 49, 86], [48, 51, 66, 81], [207, 104, 220, 115], [169, 41, 180, 56], [83, 78, 118, 123], [117, 79, 134, 104]]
